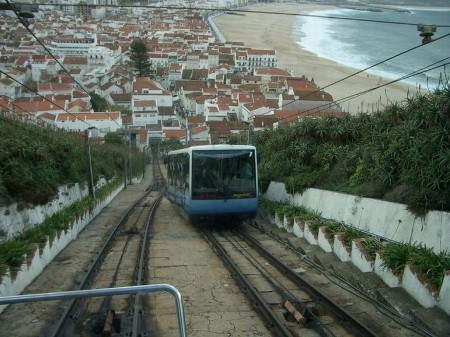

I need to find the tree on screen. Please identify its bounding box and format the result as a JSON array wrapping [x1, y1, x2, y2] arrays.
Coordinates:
[[129, 39, 152, 78], [110, 104, 132, 116], [160, 138, 183, 153], [90, 93, 109, 112], [104, 132, 124, 145]]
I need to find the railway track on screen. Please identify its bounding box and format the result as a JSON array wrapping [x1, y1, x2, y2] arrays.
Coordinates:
[[50, 189, 163, 336], [48, 155, 166, 336], [0, 149, 446, 337], [0, 151, 187, 337], [200, 221, 434, 337]]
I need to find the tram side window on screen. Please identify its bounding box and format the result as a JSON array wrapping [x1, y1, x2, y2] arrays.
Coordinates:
[[176, 156, 184, 188], [182, 153, 189, 190], [168, 157, 174, 185]]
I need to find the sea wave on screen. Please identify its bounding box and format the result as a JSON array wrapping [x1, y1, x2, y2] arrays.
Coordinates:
[[293, 8, 449, 90]]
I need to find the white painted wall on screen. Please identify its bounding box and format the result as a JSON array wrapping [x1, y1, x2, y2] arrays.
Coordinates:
[[0, 185, 123, 314], [267, 210, 450, 315], [263, 182, 450, 254], [0, 183, 88, 239]]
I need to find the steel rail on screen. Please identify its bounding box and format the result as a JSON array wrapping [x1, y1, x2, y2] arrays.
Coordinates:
[[46, 185, 156, 337], [228, 230, 338, 337], [202, 228, 294, 337], [239, 229, 379, 337], [0, 284, 187, 337], [132, 191, 164, 337]]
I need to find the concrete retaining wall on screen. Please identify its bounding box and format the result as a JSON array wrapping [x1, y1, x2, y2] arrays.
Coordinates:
[[0, 183, 124, 314], [0, 183, 88, 239], [264, 182, 450, 254], [263, 181, 450, 315]]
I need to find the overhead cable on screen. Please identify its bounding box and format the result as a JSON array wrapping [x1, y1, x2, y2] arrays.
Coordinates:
[[277, 59, 450, 123], [5, 0, 124, 131], [0, 69, 95, 128]]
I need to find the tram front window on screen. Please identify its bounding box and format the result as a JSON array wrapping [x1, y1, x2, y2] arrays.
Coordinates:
[[192, 150, 256, 199]]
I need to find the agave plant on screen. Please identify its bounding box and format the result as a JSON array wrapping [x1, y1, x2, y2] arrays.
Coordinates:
[[410, 245, 450, 290], [380, 242, 417, 277]]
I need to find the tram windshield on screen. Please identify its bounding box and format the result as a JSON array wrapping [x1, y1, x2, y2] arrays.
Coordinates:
[[192, 149, 256, 200]]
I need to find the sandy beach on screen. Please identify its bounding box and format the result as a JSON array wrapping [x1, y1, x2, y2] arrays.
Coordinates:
[[213, 3, 417, 114]]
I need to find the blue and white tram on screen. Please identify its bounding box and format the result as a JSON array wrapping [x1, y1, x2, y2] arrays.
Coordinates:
[[166, 144, 258, 221]]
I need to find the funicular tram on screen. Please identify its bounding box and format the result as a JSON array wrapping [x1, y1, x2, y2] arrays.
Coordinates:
[[167, 144, 258, 221]]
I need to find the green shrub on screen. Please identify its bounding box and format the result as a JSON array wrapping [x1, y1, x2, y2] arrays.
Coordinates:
[[410, 245, 450, 290], [0, 178, 122, 279]]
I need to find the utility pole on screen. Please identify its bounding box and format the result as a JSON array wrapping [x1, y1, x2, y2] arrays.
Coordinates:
[[124, 126, 128, 189], [185, 125, 192, 146], [128, 127, 132, 185], [143, 145, 148, 178], [248, 123, 253, 145], [85, 129, 95, 198], [244, 121, 253, 145]]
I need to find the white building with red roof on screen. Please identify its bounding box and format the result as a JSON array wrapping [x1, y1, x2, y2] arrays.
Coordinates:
[[132, 77, 172, 106], [49, 111, 122, 136], [168, 62, 183, 87], [0, 78, 19, 100], [37, 83, 73, 96], [241, 101, 273, 123], [132, 99, 158, 126], [131, 77, 173, 127], [14, 99, 68, 116], [254, 67, 292, 84]]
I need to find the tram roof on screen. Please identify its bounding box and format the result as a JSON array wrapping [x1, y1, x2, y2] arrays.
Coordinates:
[[168, 144, 256, 155]]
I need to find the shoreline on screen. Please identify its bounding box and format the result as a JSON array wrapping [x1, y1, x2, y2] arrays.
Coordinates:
[[213, 3, 418, 114]]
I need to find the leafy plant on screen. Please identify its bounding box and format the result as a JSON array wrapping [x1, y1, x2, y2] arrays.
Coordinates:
[[307, 219, 322, 236], [326, 222, 345, 237], [380, 242, 416, 277], [0, 119, 143, 207], [410, 245, 450, 290], [0, 239, 30, 274], [342, 227, 367, 248], [254, 89, 450, 214], [259, 199, 449, 290], [0, 178, 122, 279], [361, 238, 382, 260]]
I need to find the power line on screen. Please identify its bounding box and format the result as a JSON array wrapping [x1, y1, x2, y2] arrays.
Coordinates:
[[315, 32, 450, 96], [15, 1, 448, 113], [277, 59, 450, 124], [335, 60, 450, 106], [6, 1, 448, 132], [32, 2, 450, 28], [0, 113, 39, 133], [1, 94, 71, 131], [0, 69, 96, 128], [6, 0, 125, 131], [5, 0, 89, 94], [0, 111, 58, 138], [1, 101, 89, 143], [258, 32, 450, 120]]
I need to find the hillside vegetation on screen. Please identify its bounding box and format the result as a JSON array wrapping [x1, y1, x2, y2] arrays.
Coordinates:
[[253, 89, 450, 215], [1, 89, 449, 216], [0, 118, 143, 207]]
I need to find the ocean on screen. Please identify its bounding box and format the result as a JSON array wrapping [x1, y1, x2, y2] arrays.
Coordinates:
[[294, 7, 450, 90]]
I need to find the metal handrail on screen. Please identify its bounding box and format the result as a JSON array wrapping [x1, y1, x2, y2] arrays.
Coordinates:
[[0, 284, 187, 337]]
